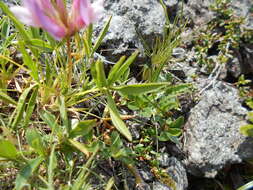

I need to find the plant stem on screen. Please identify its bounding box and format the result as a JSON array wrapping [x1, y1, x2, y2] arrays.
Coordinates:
[[67, 37, 72, 87], [126, 164, 144, 185]]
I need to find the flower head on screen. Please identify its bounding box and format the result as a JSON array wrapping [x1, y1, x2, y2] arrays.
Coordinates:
[[10, 0, 104, 40]]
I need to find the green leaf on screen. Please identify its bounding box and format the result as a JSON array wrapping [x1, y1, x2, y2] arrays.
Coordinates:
[[94, 60, 107, 88], [246, 100, 253, 110], [167, 128, 181, 136], [170, 116, 184, 128], [68, 139, 90, 157], [69, 119, 97, 138], [237, 181, 253, 190], [110, 132, 126, 158], [166, 83, 191, 95], [86, 24, 93, 48], [106, 93, 132, 141], [240, 124, 253, 137], [107, 51, 138, 85], [19, 41, 39, 81], [40, 111, 62, 136], [9, 84, 38, 129], [25, 39, 53, 52], [111, 83, 168, 95], [15, 157, 44, 190], [58, 96, 70, 133], [158, 132, 180, 144], [0, 16, 10, 39], [48, 145, 57, 189], [248, 112, 253, 123], [23, 86, 38, 128], [0, 139, 18, 159], [0, 90, 17, 105], [105, 177, 115, 190], [91, 16, 112, 55], [110, 131, 123, 151], [26, 128, 46, 156], [71, 148, 98, 190], [107, 56, 126, 85]]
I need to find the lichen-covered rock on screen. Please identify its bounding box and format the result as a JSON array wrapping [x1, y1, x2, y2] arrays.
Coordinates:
[[94, 0, 165, 55], [153, 157, 188, 190], [166, 157, 188, 190], [183, 80, 253, 178], [152, 182, 172, 190], [163, 0, 253, 29]]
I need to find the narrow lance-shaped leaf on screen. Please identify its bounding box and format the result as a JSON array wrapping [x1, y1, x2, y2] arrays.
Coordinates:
[[68, 139, 90, 157], [40, 111, 61, 136], [71, 147, 99, 190], [0, 90, 17, 105], [26, 128, 46, 156], [58, 96, 70, 133], [166, 83, 191, 95], [9, 84, 38, 129], [107, 56, 126, 86], [237, 181, 253, 190], [111, 83, 168, 95], [240, 124, 253, 137], [23, 86, 38, 128], [108, 51, 138, 85], [48, 144, 57, 190], [19, 41, 39, 81], [69, 119, 97, 138], [25, 39, 53, 52], [92, 60, 107, 88], [105, 177, 115, 190], [106, 92, 132, 141], [91, 16, 112, 55]]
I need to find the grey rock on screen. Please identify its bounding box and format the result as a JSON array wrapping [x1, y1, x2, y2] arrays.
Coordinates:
[[158, 153, 171, 167], [166, 157, 188, 190], [169, 0, 214, 29], [152, 157, 188, 190], [240, 43, 253, 75], [169, 50, 198, 83], [183, 80, 253, 178], [152, 182, 172, 190], [139, 170, 153, 183], [126, 120, 141, 140], [226, 56, 242, 78], [231, 0, 253, 29], [172, 48, 186, 59], [163, 0, 253, 29], [136, 182, 151, 190], [94, 0, 166, 55], [163, 0, 178, 7]]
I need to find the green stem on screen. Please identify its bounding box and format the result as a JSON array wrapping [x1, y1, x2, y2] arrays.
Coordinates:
[[67, 37, 72, 87], [126, 164, 144, 185]]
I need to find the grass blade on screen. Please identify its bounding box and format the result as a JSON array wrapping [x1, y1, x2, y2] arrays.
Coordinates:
[[23, 86, 38, 128], [9, 84, 38, 129], [0, 90, 17, 105], [48, 144, 57, 190], [104, 177, 115, 190], [91, 16, 112, 55]]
